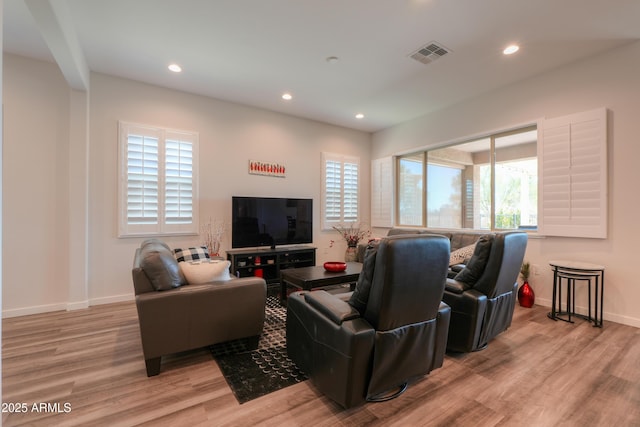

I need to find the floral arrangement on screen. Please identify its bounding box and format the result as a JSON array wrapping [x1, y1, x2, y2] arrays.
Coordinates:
[[201, 217, 226, 256], [330, 223, 371, 248]]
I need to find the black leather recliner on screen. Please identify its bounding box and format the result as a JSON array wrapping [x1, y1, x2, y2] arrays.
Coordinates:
[[286, 234, 451, 408], [443, 231, 528, 353]]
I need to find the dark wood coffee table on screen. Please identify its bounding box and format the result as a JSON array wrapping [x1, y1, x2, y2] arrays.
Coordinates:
[[280, 262, 362, 302]]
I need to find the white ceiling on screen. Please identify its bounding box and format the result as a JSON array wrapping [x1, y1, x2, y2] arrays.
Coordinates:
[[4, 0, 640, 132]]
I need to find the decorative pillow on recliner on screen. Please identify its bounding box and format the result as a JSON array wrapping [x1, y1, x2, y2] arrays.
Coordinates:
[[140, 248, 185, 291], [449, 242, 477, 266], [348, 240, 379, 315], [453, 234, 494, 286], [179, 260, 231, 284], [173, 246, 210, 263]]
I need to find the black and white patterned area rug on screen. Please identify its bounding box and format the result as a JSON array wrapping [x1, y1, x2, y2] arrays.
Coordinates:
[[210, 296, 307, 404]]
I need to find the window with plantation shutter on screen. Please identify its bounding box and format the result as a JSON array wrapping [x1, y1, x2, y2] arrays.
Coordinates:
[[119, 122, 198, 237], [321, 153, 360, 229]]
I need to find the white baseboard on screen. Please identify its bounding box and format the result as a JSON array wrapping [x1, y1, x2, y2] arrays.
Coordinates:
[[67, 300, 90, 311], [532, 297, 640, 329], [3, 302, 68, 318], [89, 293, 134, 306], [2, 294, 134, 318]]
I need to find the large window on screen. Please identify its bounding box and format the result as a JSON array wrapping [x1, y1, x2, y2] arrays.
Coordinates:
[[428, 163, 462, 228], [397, 153, 423, 226], [397, 126, 537, 230], [321, 152, 360, 229], [118, 122, 199, 237]]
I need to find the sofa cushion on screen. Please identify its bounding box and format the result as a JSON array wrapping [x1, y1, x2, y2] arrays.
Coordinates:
[[453, 234, 494, 286], [348, 240, 379, 315], [449, 232, 483, 251], [449, 243, 476, 266], [420, 230, 454, 241], [179, 260, 231, 284], [387, 228, 423, 237], [140, 246, 185, 291], [174, 246, 210, 263]]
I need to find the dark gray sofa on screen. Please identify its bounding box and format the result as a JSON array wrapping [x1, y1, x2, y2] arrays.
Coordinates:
[[359, 228, 486, 276]]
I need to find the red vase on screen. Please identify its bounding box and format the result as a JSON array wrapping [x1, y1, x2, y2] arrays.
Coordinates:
[[518, 281, 535, 308]]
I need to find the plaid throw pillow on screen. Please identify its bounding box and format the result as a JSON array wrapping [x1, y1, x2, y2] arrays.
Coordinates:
[[174, 246, 211, 263]]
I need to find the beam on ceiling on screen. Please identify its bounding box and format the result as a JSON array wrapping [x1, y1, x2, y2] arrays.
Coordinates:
[[24, 0, 89, 90]]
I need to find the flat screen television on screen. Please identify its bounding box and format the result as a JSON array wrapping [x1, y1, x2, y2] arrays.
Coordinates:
[[232, 196, 313, 249]]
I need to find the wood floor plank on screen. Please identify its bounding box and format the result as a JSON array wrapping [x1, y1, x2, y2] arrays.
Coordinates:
[[3, 301, 640, 426]]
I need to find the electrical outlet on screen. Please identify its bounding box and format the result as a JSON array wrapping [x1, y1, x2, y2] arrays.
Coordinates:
[[532, 264, 540, 275]]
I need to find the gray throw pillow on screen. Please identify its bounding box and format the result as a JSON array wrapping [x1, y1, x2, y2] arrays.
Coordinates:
[[141, 248, 185, 291], [453, 234, 494, 286], [348, 240, 379, 315]]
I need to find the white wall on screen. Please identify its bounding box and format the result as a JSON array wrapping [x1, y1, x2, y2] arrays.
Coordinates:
[[2, 55, 371, 315], [373, 41, 640, 327], [2, 55, 71, 315]]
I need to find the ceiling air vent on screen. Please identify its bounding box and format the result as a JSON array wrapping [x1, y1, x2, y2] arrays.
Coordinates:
[[409, 41, 451, 65]]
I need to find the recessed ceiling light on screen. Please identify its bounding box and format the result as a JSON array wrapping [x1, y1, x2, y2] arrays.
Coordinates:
[[503, 44, 520, 55], [168, 63, 182, 72], [282, 93, 293, 101], [355, 113, 364, 119], [326, 56, 339, 64]]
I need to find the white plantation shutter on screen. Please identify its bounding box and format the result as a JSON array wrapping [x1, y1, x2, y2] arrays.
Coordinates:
[[538, 108, 607, 238], [119, 122, 198, 237], [324, 158, 342, 223], [371, 157, 394, 227], [343, 161, 359, 222], [126, 133, 159, 225], [165, 136, 194, 224], [322, 153, 360, 229]]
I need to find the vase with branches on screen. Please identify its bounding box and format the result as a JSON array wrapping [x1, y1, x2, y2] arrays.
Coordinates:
[[518, 261, 534, 308], [330, 223, 370, 262], [202, 217, 226, 257]]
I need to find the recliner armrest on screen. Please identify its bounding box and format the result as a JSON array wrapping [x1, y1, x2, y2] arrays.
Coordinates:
[[450, 264, 465, 273], [445, 277, 472, 294], [304, 290, 361, 325]]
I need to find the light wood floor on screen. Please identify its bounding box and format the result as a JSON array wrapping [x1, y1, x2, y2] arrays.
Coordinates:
[[3, 301, 640, 427]]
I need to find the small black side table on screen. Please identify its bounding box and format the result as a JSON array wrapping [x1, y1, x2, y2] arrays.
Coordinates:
[[548, 260, 605, 328]]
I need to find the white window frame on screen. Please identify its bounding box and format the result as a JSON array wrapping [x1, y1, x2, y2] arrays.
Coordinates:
[[395, 126, 538, 230], [118, 121, 199, 237], [321, 152, 360, 230]]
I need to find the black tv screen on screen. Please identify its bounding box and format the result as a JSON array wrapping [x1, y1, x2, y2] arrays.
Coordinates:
[[232, 196, 313, 249]]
